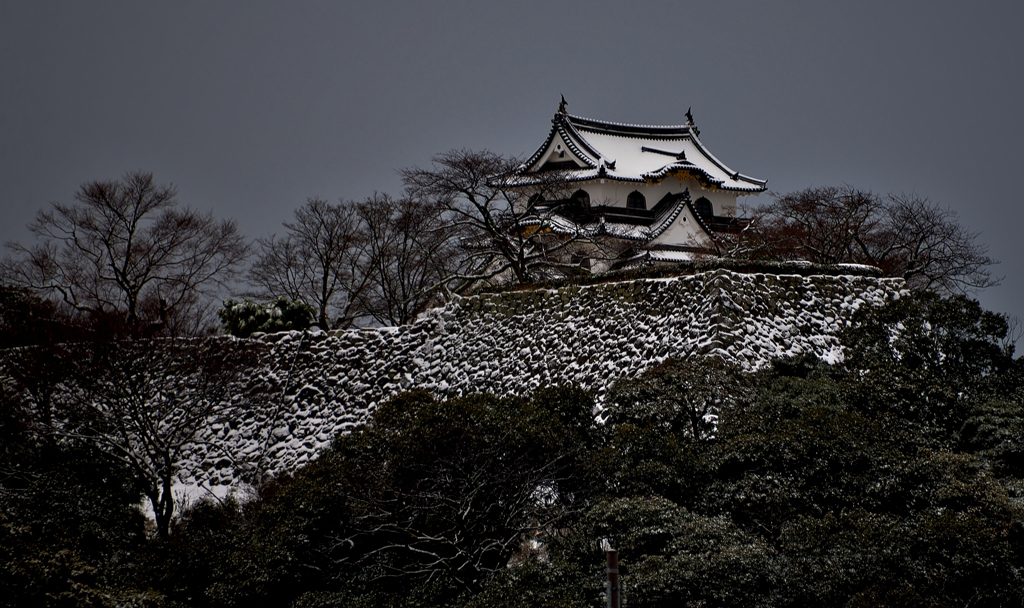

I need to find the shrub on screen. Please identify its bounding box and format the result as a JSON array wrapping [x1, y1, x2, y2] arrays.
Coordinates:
[[219, 297, 314, 337]]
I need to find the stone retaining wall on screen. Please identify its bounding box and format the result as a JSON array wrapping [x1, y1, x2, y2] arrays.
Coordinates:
[[179, 269, 905, 491]]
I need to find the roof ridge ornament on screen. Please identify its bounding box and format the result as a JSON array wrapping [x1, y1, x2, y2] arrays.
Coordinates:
[[685, 107, 700, 137], [558, 95, 568, 115]]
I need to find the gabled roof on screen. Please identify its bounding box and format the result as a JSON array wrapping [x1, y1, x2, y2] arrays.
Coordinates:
[[521, 189, 695, 242], [520, 107, 767, 193]]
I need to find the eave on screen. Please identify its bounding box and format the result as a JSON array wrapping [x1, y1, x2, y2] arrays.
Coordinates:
[[518, 106, 767, 193]]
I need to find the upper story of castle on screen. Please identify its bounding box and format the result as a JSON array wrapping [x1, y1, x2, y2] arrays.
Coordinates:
[[518, 99, 767, 219]]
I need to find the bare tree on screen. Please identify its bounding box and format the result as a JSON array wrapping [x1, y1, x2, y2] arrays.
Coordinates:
[[355, 194, 454, 326], [1001, 315, 1023, 354], [878, 193, 998, 293], [248, 198, 367, 329], [746, 186, 998, 294], [57, 335, 257, 539], [699, 201, 773, 260], [755, 186, 885, 265], [1, 171, 249, 333], [401, 149, 582, 287]]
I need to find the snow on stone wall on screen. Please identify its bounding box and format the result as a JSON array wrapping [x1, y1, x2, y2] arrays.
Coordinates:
[[179, 269, 906, 493]]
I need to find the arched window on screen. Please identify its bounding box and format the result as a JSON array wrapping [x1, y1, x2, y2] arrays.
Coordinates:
[[626, 190, 646, 210], [572, 189, 590, 208], [694, 197, 713, 221]]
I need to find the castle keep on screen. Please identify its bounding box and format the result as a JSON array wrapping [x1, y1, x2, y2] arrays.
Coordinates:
[[516, 101, 766, 272]]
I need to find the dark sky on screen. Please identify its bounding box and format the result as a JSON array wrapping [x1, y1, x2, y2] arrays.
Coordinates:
[[3, 1, 1022, 324]]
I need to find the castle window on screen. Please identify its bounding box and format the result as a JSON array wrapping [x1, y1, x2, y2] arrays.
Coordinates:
[[626, 190, 646, 210], [694, 197, 713, 221], [571, 254, 592, 270], [572, 189, 590, 208]]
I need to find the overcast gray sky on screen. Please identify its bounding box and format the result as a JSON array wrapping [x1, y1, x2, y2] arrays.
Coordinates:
[[3, 1, 1022, 324]]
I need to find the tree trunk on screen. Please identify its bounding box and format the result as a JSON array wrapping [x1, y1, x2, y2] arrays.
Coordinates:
[[153, 474, 174, 539]]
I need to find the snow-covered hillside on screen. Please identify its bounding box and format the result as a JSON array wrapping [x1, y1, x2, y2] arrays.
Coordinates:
[[177, 269, 906, 498]]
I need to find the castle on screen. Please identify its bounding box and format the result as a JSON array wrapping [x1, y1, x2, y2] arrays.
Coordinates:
[[169, 106, 905, 496], [5, 107, 906, 504], [515, 100, 766, 272]]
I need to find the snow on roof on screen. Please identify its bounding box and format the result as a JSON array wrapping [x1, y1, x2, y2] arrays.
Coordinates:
[[522, 190, 692, 242], [521, 108, 767, 193], [646, 249, 701, 262], [610, 248, 703, 271]]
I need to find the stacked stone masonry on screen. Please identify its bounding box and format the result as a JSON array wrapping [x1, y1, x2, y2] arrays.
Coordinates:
[[180, 270, 907, 491]]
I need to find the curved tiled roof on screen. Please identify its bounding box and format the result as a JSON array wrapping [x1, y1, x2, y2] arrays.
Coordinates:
[[517, 189, 694, 243], [521, 109, 767, 193]]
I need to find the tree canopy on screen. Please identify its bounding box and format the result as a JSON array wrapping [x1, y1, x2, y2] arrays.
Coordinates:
[[3, 291, 1023, 607], [2, 167, 1020, 606], [734, 186, 999, 294], [2, 170, 249, 334]]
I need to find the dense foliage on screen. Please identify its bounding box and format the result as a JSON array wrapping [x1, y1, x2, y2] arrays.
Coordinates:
[[2, 291, 1023, 607], [0, 387, 149, 607], [219, 297, 315, 337]]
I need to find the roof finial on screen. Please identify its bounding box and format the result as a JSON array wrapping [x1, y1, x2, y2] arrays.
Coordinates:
[[558, 95, 568, 114], [685, 107, 694, 126]]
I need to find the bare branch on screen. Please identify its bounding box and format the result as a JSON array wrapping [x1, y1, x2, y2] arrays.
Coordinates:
[[354, 194, 456, 326], [248, 197, 366, 329], [2, 170, 249, 334], [50, 336, 259, 538], [739, 186, 999, 294], [401, 150, 584, 289]]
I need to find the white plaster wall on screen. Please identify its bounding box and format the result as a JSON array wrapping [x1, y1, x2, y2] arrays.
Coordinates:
[[580, 177, 738, 216], [539, 138, 586, 167], [650, 205, 712, 247]]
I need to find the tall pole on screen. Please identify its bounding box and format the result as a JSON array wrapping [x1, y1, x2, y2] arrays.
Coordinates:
[[606, 548, 620, 608]]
